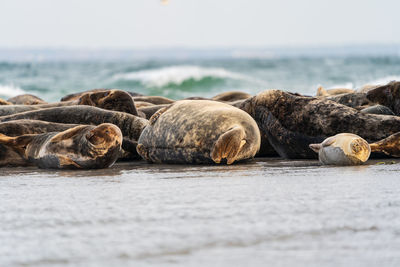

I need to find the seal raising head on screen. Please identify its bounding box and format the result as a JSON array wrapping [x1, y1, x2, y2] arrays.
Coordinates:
[[0, 123, 123, 169], [309, 133, 371, 165], [137, 100, 261, 164]]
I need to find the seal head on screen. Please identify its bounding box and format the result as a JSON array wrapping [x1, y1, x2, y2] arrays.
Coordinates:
[[309, 133, 371, 165]]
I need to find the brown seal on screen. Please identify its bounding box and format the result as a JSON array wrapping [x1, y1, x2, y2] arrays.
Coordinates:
[[137, 100, 260, 164], [0, 123, 122, 169], [238, 89, 400, 159], [60, 89, 143, 102], [366, 81, 400, 116], [0, 89, 139, 117], [0, 98, 12, 105], [316, 86, 355, 97], [212, 91, 252, 102], [7, 94, 47, 105], [0, 106, 148, 157], [369, 132, 400, 157], [132, 96, 175, 105]]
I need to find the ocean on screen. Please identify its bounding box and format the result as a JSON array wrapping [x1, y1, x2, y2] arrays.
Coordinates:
[[1, 47, 400, 267], [1, 47, 400, 101]]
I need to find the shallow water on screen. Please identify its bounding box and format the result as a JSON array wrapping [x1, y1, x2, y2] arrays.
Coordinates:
[[1, 158, 400, 267]]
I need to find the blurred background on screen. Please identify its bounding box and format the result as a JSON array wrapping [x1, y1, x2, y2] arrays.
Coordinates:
[[0, 0, 399, 101]]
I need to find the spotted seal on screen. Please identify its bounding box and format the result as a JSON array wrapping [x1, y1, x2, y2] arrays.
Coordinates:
[[238, 89, 400, 159], [369, 132, 400, 157], [137, 100, 260, 164], [309, 133, 371, 165], [0, 123, 122, 168]]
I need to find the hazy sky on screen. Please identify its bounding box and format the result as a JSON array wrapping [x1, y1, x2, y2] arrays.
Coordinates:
[[0, 0, 399, 48]]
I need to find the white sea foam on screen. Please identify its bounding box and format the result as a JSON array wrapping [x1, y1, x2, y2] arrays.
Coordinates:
[[366, 75, 400, 86], [113, 65, 266, 87], [0, 84, 26, 98]]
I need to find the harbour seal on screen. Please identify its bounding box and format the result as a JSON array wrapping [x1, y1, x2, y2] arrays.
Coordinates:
[[0, 123, 122, 169], [7, 94, 47, 105], [366, 81, 400, 116], [137, 104, 169, 119], [309, 133, 371, 165], [238, 89, 400, 159], [137, 100, 260, 164], [360, 105, 395, 116]]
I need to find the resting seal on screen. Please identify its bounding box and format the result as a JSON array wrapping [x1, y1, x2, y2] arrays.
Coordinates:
[[133, 96, 174, 105], [0, 123, 122, 169], [366, 81, 400, 116], [60, 89, 143, 101], [7, 94, 47, 105], [212, 91, 252, 102], [316, 86, 355, 97], [238, 89, 400, 159], [137, 100, 260, 164], [309, 133, 371, 165], [0, 89, 139, 117]]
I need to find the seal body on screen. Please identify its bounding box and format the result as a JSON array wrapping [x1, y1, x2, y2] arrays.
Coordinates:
[[0, 123, 122, 169], [7, 94, 47, 105], [238, 89, 400, 159], [366, 81, 400, 116], [137, 100, 260, 164], [309, 133, 371, 165]]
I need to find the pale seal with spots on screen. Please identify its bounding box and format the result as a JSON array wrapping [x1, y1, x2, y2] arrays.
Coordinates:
[[309, 133, 371, 165], [137, 100, 260, 164], [0, 123, 122, 169]]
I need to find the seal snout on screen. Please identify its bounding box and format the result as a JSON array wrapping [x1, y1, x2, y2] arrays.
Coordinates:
[[87, 123, 123, 147]]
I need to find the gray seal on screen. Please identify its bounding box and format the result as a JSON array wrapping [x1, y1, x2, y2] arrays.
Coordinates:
[[137, 100, 260, 164]]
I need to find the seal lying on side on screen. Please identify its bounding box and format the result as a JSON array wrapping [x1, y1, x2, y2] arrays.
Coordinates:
[[137, 100, 260, 164], [7, 94, 47, 105], [238, 90, 400, 159], [0, 89, 139, 117], [212, 91, 252, 102], [0, 123, 122, 169], [309, 133, 371, 165], [0, 119, 141, 160]]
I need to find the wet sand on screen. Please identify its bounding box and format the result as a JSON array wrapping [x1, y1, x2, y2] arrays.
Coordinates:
[[1, 158, 400, 267]]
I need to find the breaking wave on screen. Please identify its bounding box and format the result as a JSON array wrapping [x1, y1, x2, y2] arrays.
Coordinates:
[[112, 65, 266, 88], [0, 84, 26, 98]]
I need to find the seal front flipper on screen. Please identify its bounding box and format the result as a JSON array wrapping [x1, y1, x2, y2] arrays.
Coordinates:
[[211, 126, 246, 165], [370, 132, 400, 157], [49, 125, 89, 143], [57, 155, 82, 169]]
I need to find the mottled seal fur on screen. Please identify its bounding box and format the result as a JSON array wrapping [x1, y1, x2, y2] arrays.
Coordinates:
[[137, 100, 260, 164], [60, 89, 143, 101], [238, 89, 400, 159], [0, 123, 122, 169], [212, 91, 252, 102], [133, 96, 174, 105], [0, 89, 139, 117], [366, 81, 400, 116], [370, 132, 400, 157], [309, 133, 371, 165], [0, 106, 148, 160], [360, 105, 395, 116], [7, 94, 47, 105]]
